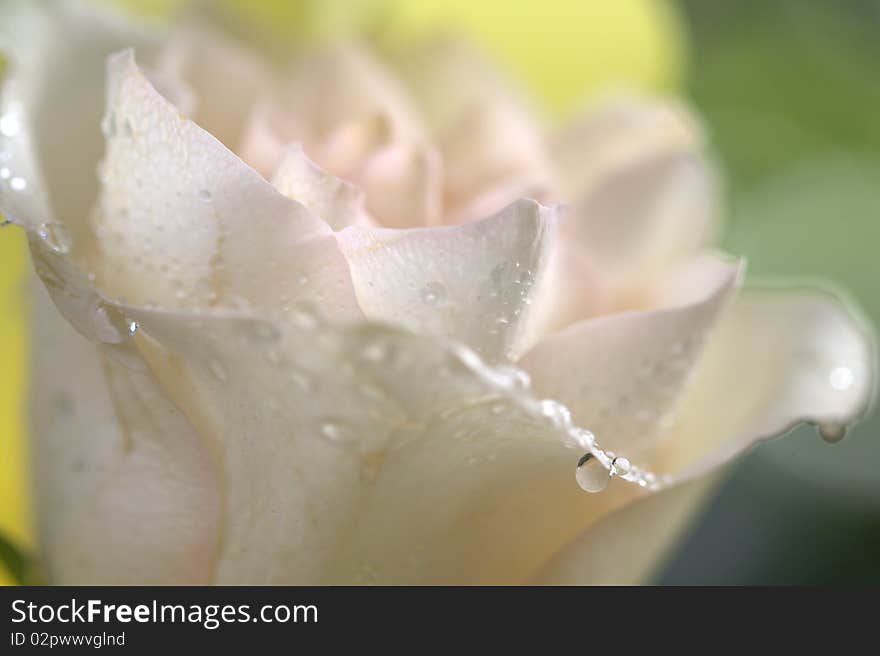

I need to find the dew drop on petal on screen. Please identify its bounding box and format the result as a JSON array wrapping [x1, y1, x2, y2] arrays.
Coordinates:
[[37, 222, 72, 255], [0, 167, 10, 179], [9, 176, 26, 191], [91, 303, 128, 344], [128, 320, 138, 336], [576, 453, 610, 493], [320, 420, 355, 445], [611, 456, 631, 476], [540, 399, 572, 430], [420, 281, 447, 305]]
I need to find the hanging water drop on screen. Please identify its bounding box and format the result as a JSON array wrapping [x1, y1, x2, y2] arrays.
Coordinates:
[[576, 453, 610, 493], [818, 423, 847, 443]]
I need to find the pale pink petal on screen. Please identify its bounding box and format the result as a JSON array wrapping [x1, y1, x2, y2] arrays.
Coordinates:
[[155, 28, 274, 152], [271, 144, 370, 230], [338, 198, 558, 363], [355, 141, 442, 228], [553, 97, 718, 307], [92, 51, 362, 323]]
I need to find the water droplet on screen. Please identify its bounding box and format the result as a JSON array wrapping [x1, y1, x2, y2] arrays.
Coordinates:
[[539, 399, 572, 430], [9, 176, 26, 191], [829, 366, 854, 391], [361, 341, 390, 364], [100, 112, 116, 137], [128, 320, 138, 336], [0, 167, 10, 179], [0, 113, 21, 137], [91, 304, 128, 344], [818, 423, 846, 443], [266, 347, 282, 365], [37, 222, 72, 254], [565, 427, 595, 450], [576, 453, 610, 493], [490, 402, 507, 415], [289, 303, 319, 330], [492, 365, 530, 390], [208, 359, 227, 382], [420, 281, 447, 305], [198, 189, 212, 202], [320, 420, 355, 445], [290, 369, 313, 392], [611, 456, 631, 476], [252, 322, 279, 341]]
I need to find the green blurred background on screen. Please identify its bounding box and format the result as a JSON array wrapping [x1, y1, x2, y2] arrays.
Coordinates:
[[1, 0, 878, 584], [659, 0, 880, 584]]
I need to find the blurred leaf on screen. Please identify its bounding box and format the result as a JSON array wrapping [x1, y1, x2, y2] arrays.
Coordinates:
[[682, 0, 880, 192], [0, 531, 42, 586]]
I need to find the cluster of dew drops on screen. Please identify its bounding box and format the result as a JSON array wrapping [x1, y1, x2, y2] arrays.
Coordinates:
[[1, 103, 858, 493]]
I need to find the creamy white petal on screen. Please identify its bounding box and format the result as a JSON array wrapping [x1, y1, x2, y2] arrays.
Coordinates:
[[519, 255, 741, 455], [113, 306, 629, 584], [93, 51, 362, 322], [656, 285, 876, 480], [338, 198, 558, 363], [532, 285, 874, 584], [30, 277, 220, 585], [0, 0, 158, 258], [271, 144, 368, 230], [532, 475, 721, 585]]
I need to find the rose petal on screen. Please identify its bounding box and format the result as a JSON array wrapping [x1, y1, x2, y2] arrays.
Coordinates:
[[532, 285, 875, 584], [553, 97, 718, 309], [532, 475, 721, 584], [355, 141, 442, 228], [284, 43, 423, 147], [439, 98, 553, 223], [0, 0, 157, 256], [519, 255, 741, 455], [656, 285, 876, 480], [271, 144, 369, 230], [338, 198, 558, 363], [92, 50, 362, 322], [114, 306, 628, 584], [155, 28, 274, 152], [30, 278, 220, 584]]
